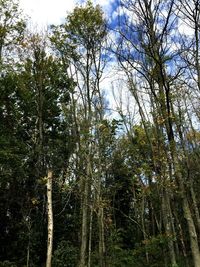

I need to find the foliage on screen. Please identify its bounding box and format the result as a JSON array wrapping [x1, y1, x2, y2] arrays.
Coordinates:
[[0, 261, 17, 267], [52, 241, 79, 267], [133, 234, 173, 267], [65, 0, 106, 50]]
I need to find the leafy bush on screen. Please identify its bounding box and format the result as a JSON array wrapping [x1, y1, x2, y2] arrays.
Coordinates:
[[105, 228, 136, 267], [52, 240, 78, 267], [0, 261, 17, 267], [132, 234, 172, 267]]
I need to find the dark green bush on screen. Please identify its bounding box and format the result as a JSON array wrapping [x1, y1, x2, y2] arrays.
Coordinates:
[[52, 240, 78, 267], [0, 261, 17, 267]]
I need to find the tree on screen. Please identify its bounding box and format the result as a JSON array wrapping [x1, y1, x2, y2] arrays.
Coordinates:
[[0, 0, 26, 64], [18, 32, 74, 266], [46, 170, 53, 267], [0, 28, 75, 265], [114, 0, 200, 266], [51, 2, 108, 266]]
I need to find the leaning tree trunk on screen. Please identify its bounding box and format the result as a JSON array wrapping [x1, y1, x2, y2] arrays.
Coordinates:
[[182, 195, 200, 267], [46, 170, 53, 267]]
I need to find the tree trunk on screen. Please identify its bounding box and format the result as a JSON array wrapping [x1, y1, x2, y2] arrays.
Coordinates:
[[182, 196, 200, 267], [98, 203, 105, 267], [88, 205, 93, 267], [162, 191, 177, 267], [80, 181, 88, 267], [80, 155, 90, 267], [46, 170, 53, 267], [190, 184, 200, 234]]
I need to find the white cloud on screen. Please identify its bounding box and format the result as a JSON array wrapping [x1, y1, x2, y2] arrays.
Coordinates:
[[18, 0, 123, 119], [178, 22, 194, 36], [19, 0, 76, 27], [94, 0, 114, 9], [19, 0, 115, 27]]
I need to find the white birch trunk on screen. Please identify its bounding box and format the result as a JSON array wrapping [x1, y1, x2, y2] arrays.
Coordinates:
[[46, 170, 53, 267]]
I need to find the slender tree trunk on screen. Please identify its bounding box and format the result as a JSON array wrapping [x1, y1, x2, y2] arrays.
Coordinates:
[[26, 236, 30, 267], [80, 179, 89, 267], [80, 154, 91, 267], [94, 148, 105, 267], [88, 205, 93, 267], [174, 209, 189, 267], [162, 191, 177, 267], [141, 194, 149, 265], [46, 170, 53, 267], [182, 196, 200, 267], [190, 183, 200, 234], [98, 202, 105, 267]]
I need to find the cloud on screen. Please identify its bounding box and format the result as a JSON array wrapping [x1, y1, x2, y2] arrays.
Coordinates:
[[19, 0, 116, 27], [178, 22, 194, 36], [19, 0, 76, 27]]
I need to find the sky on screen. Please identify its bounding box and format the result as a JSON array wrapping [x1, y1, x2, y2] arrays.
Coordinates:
[[19, 0, 114, 27], [17, 0, 195, 119], [18, 0, 194, 37], [18, 0, 121, 118]]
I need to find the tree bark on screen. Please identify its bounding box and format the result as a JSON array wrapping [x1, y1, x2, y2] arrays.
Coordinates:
[[182, 196, 200, 267], [46, 170, 53, 267], [80, 155, 90, 267], [88, 205, 93, 267], [162, 191, 177, 267], [98, 203, 105, 267]]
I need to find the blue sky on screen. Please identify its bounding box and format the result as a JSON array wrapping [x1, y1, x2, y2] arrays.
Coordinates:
[[17, 0, 197, 121], [17, 0, 123, 117]]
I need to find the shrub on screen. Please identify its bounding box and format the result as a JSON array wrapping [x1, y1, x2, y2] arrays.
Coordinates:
[[52, 240, 78, 267]]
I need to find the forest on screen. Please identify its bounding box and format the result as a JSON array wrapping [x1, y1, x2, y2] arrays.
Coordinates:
[[0, 0, 200, 266]]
